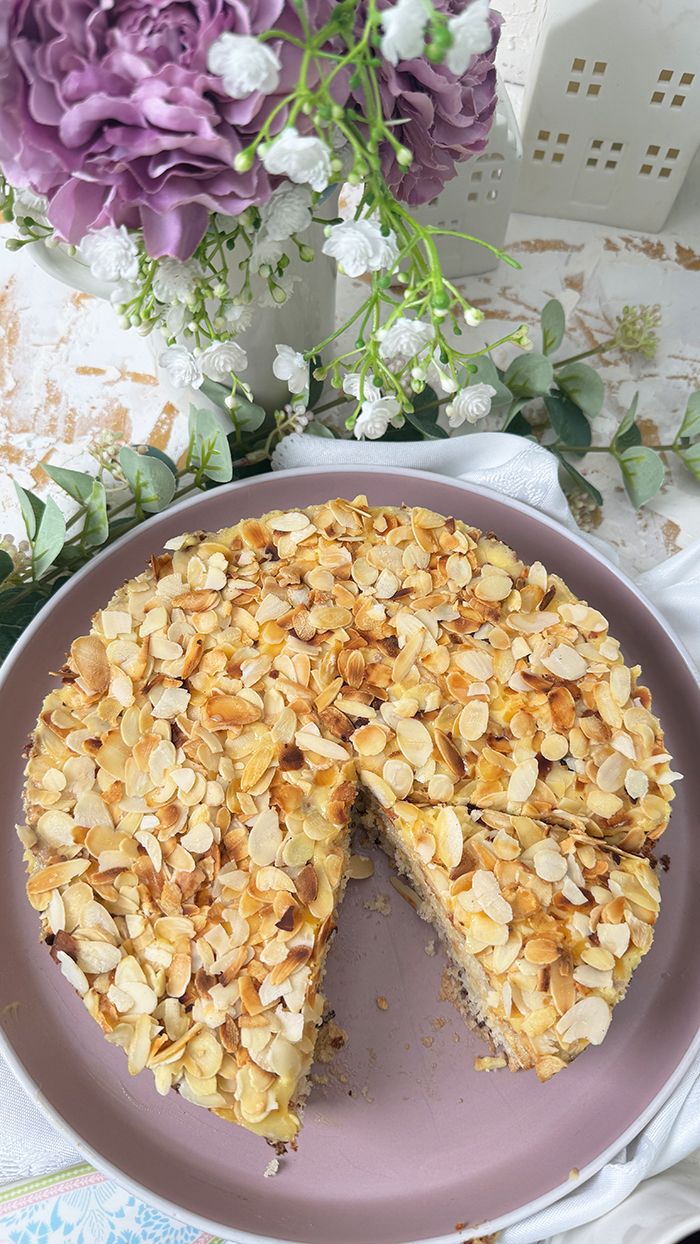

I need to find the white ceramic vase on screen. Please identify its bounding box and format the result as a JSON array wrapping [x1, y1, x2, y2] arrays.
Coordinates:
[[28, 216, 338, 413], [410, 75, 523, 278]]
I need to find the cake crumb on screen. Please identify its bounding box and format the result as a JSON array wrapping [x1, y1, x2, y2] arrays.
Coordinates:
[[453, 1033, 460, 1042], [474, 1055, 507, 1072], [421, 1037, 433, 1048], [263, 1159, 279, 1178], [310, 1073, 329, 1085], [364, 893, 391, 915], [431, 1016, 446, 1030], [361, 1085, 374, 1103], [376, 996, 388, 1010], [405, 1043, 410, 1050], [314, 1019, 348, 1064], [424, 940, 436, 956], [569, 1168, 580, 1181]]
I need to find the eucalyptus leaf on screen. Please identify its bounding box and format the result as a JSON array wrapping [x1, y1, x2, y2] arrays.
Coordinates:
[[187, 407, 233, 483], [677, 442, 700, 482], [199, 376, 232, 407], [42, 463, 96, 505], [404, 385, 448, 439], [465, 356, 511, 406], [143, 445, 179, 474], [541, 300, 566, 356], [119, 445, 177, 513], [612, 393, 640, 449], [13, 482, 44, 540], [555, 363, 605, 419], [618, 446, 665, 508], [677, 390, 700, 441], [303, 421, 336, 438], [503, 395, 532, 429], [544, 392, 591, 450], [0, 586, 53, 664], [507, 411, 535, 438], [32, 495, 66, 577], [0, 550, 14, 585], [554, 453, 603, 506], [81, 480, 109, 548], [503, 353, 554, 397]]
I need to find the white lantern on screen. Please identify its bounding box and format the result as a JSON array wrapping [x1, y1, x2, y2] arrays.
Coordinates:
[[410, 76, 522, 277], [514, 0, 700, 232]]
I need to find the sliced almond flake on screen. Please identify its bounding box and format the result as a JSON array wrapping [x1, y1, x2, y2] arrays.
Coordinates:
[[556, 996, 611, 1046], [57, 951, 89, 996]]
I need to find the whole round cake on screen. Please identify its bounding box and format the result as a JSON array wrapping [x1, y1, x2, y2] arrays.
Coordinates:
[[18, 497, 677, 1145]]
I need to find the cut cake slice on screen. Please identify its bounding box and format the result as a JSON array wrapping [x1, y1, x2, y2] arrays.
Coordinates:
[[18, 498, 677, 1143]]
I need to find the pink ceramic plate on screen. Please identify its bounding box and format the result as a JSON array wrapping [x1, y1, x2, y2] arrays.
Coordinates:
[[1, 466, 698, 1244]]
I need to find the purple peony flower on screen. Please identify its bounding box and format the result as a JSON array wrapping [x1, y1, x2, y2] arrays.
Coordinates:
[[351, 1, 502, 206], [0, 0, 341, 259]]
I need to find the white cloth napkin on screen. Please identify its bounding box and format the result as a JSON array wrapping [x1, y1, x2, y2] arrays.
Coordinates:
[[2, 430, 699, 1244]]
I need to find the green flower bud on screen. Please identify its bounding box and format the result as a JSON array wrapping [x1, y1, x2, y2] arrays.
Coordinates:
[[234, 148, 255, 173], [117, 315, 130, 329], [431, 289, 451, 311], [5, 238, 21, 251], [258, 263, 272, 279], [330, 157, 343, 173], [313, 366, 328, 381], [396, 146, 413, 167], [271, 284, 287, 304], [377, 275, 391, 289], [129, 312, 142, 327], [66, 244, 76, 256], [299, 245, 314, 261], [45, 236, 59, 249], [214, 283, 229, 298]]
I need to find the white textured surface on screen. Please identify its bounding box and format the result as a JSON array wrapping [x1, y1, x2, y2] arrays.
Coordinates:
[[495, 0, 543, 86]]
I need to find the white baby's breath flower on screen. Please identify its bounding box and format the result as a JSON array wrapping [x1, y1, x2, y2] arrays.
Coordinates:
[[354, 396, 401, 439], [261, 128, 331, 194], [159, 345, 203, 390], [222, 304, 255, 334], [80, 225, 140, 282], [207, 32, 281, 99], [14, 187, 48, 218], [260, 185, 313, 241], [343, 374, 401, 439], [322, 219, 398, 278], [250, 232, 285, 274], [273, 344, 308, 394], [109, 280, 138, 307], [426, 352, 459, 394], [200, 339, 248, 380], [258, 272, 300, 307], [152, 257, 202, 304], [446, 0, 493, 77], [380, 0, 432, 65], [164, 304, 188, 336], [378, 317, 434, 364], [463, 305, 485, 327], [446, 382, 497, 428]]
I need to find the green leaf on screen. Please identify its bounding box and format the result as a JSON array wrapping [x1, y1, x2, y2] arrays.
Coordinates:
[[554, 454, 603, 506], [676, 390, 700, 441], [503, 395, 532, 429], [119, 445, 177, 513], [464, 356, 512, 406], [502, 352, 554, 397], [0, 586, 52, 664], [199, 376, 232, 407], [307, 355, 324, 410], [230, 391, 266, 434], [612, 393, 641, 450], [677, 442, 700, 482], [544, 392, 591, 452], [143, 445, 179, 474], [187, 407, 233, 483], [81, 480, 109, 548], [0, 550, 14, 585], [555, 363, 605, 419], [32, 495, 66, 578], [303, 421, 336, 438], [507, 411, 535, 438], [42, 463, 96, 505], [618, 446, 665, 508], [403, 386, 448, 439], [13, 482, 44, 540], [541, 300, 566, 356]]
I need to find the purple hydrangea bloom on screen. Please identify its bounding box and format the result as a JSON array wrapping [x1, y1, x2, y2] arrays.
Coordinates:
[[352, 2, 502, 205], [0, 0, 340, 259]]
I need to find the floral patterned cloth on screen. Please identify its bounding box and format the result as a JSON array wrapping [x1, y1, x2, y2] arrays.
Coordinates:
[[0, 1165, 227, 1244]]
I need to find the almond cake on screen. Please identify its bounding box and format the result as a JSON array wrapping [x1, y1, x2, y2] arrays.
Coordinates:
[[18, 497, 678, 1144]]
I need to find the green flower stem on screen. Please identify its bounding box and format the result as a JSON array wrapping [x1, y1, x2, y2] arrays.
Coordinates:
[[552, 341, 617, 367]]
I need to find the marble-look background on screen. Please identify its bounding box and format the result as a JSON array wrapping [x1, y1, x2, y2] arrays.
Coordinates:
[[1, 0, 700, 580]]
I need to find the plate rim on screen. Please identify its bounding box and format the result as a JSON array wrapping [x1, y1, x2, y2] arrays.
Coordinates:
[[1, 463, 697, 1244]]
